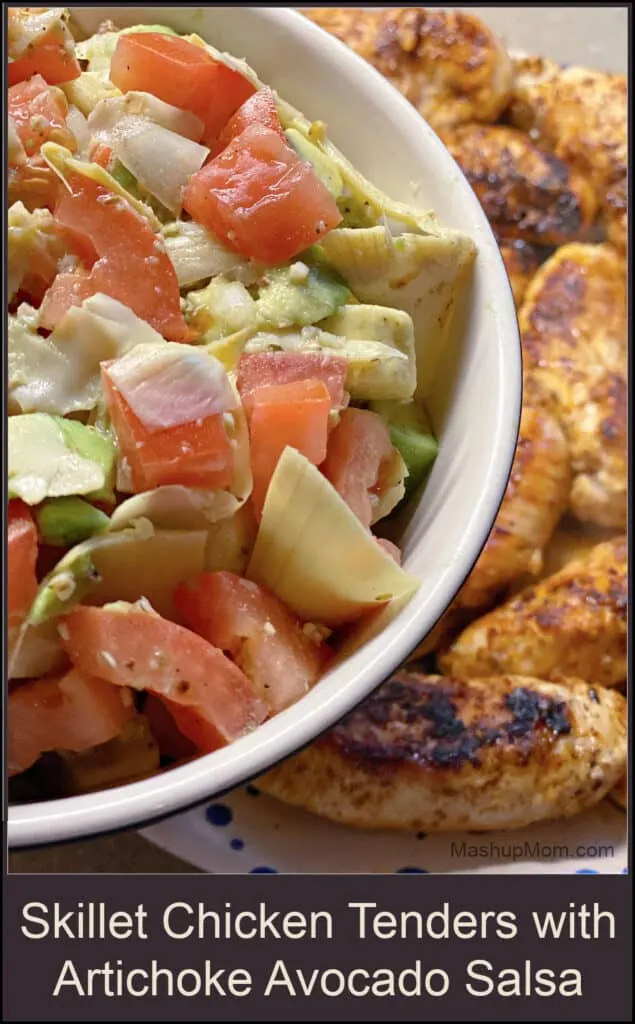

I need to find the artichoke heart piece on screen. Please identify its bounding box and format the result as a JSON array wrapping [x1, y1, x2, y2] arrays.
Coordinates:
[[321, 227, 476, 399], [41, 142, 162, 230], [320, 304, 416, 400], [277, 98, 440, 233], [26, 520, 207, 628], [61, 72, 122, 117], [57, 714, 160, 795], [247, 447, 419, 626], [242, 303, 416, 402]]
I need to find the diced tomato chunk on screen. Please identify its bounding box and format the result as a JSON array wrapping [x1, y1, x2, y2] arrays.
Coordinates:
[[183, 124, 342, 264], [38, 270, 94, 326], [39, 172, 190, 341], [8, 75, 75, 156], [143, 694, 198, 760], [212, 86, 284, 156], [245, 378, 332, 516], [8, 670, 134, 777], [91, 141, 114, 170], [322, 408, 395, 528], [109, 32, 255, 146], [101, 369, 235, 492], [60, 604, 268, 747], [237, 351, 348, 409], [8, 500, 38, 640], [8, 25, 81, 86], [175, 572, 327, 713]]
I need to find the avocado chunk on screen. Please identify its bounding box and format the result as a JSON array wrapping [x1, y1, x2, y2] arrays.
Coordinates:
[[8, 414, 116, 506], [36, 498, 110, 548], [285, 128, 343, 198], [257, 260, 350, 329], [371, 400, 438, 495], [184, 276, 261, 342], [28, 550, 100, 626]]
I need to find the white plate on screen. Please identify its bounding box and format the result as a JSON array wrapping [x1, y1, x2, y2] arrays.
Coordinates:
[[142, 786, 627, 875], [143, 7, 628, 876]]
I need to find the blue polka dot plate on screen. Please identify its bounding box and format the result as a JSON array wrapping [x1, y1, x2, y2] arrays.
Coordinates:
[[142, 789, 627, 875]]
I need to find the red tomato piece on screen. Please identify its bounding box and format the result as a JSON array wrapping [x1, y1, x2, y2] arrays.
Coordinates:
[[8, 74, 75, 156], [8, 500, 38, 641], [322, 408, 395, 528], [212, 86, 284, 156], [143, 693, 198, 760], [245, 378, 332, 516], [8, 670, 135, 777], [90, 141, 114, 170], [101, 369, 235, 492], [8, 24, 81, 86], [60, 604, 267, 747], [175, 572, 327, 713], [237, 351, 348, 409], [109, 32, 255, 146], [38, 270, 94, 327], [38, 172, 190, 341], [183, 124, 342, 264]]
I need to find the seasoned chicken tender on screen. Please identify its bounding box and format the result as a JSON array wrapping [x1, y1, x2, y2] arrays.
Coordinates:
[[498, 237, 549, 307], [510, 57, 627, 250], [440, 537, 627, 688], [441, 124, 597, 246], [456, 405, 571, 610], [304, 8, 513, 131], [609, 775, 627, 812], [259, 672, 627, 831], [520, 243, 627, 529]]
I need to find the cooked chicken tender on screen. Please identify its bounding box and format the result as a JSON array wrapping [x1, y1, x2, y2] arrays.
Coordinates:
[[510, 57, 627, 250], [535, 519, 619, 581], [259, 672, 627, 832], [498, 237, 549, 307], [441, 124, 597, 246], [609, 775, 627, 812], [304, 7, 513, 130], [440, 537, 627, 688], [520, 243, 627, 529], [456, 404, 571, 610]]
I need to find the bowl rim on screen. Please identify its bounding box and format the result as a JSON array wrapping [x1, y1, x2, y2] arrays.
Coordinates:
[[7, 4, 522, 849]]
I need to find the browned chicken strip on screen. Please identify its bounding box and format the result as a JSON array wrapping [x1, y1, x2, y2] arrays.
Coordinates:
[[509, 518, 619, 596], [304, 7, 513, 131], [510, 56, 627, 250], [520, 243, 627, 529], [259, 672, 627, 831], [455, 404, 571, 610], [498, 237, 549, 307], [441, 124, 597, 246], [439, 537, 627, 688]]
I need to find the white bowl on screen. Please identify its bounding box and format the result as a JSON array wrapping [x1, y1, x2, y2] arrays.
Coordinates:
[[8, 5, 521, 847]]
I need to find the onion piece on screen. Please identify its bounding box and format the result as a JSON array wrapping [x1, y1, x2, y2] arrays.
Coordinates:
[[106, 342, 237, 431], [161, 221, 263, 289], [66, 104, 91, 157], [87, 91, 205, 142], [113, 120, 209, 214]]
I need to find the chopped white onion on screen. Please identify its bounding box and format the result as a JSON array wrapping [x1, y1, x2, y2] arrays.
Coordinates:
[[66, 104, 91, 158], [87, 91, 204, 142], [161, 221, 262, 288], [112, 119, 209, 214], [107, 343, 237, 431]]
